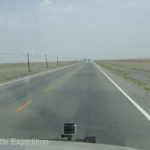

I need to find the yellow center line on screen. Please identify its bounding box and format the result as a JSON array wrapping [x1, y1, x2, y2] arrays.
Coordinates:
[[44, 86, 53, 92], [57, 80, 62, 83], [16, 100, 32, 112]]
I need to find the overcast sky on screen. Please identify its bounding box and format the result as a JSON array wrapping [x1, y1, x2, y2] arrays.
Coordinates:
[[0, 0, 150, 60]]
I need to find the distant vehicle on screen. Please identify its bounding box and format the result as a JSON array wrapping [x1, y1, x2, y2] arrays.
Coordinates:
[[83, 58, 91, 62]]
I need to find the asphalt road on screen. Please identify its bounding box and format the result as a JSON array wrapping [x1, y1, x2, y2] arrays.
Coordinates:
[[0, 62, 150, 150]]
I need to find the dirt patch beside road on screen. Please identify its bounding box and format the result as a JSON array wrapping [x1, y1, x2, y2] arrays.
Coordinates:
[[95, 59, 150, 92], [0, 61, 77, 83]]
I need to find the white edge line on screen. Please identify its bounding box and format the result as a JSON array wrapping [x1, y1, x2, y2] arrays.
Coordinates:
[[94, 62, 150, 121], [0, 63, 80, 87]]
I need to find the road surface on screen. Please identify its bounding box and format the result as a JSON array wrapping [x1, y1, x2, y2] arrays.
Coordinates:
[[0, 62, 149, 150]]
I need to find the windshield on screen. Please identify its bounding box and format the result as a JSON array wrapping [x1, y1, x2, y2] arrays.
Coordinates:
[[0, 0, 150, 150]]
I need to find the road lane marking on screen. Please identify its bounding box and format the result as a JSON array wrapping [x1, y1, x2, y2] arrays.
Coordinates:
[[57, 80, 62, 83], [94, 63, 150, 121], [44, 86, 53, 92], [64, 75, 68, 78], [16, 100, 32, 112], [63, 66, 82, 79]]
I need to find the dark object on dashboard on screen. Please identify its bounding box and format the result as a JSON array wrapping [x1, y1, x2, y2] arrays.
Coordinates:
[[61, 123, 76, 141], [76, 137, 96, 143], [64, 123, 76, 135]]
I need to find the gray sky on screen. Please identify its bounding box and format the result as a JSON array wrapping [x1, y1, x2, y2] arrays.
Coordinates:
[[0, 0, 150, 61]]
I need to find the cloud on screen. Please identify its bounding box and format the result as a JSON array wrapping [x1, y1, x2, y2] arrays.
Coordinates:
[[37, 0, 76, 13], [121, 0, 150, 9], [38, 0, 52, 11], [1, 0, 150, 59], [0, 13, 20, 28]]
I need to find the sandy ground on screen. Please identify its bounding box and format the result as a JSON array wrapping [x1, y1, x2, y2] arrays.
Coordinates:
[[104, 59, 150, 71], [0, 61, 77, 83], [96, 59, 150, 91]]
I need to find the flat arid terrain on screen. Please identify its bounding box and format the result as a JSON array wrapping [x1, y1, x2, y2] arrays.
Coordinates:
[[0, 61, 77, 83], [95, 59, 150, 91]]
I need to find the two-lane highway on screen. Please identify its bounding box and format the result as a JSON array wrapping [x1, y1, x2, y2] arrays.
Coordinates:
[[0, 62, 149, 150]]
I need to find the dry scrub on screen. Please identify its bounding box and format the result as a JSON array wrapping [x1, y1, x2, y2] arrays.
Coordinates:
[[0, 61, 77, 83], [96, 60, 150, 92]]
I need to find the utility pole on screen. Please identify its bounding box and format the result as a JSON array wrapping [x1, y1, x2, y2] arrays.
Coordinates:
[[27, 53, 30, 72], [45, 54, 48, 68]]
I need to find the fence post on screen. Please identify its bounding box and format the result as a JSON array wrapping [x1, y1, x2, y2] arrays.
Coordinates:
[[27, 53, 30, 72], [45, 54, 48, 68], [57, 56, 59, 67]]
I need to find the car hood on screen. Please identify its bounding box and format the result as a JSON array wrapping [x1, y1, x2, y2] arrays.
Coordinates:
[[0, 139, 139, 150]]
